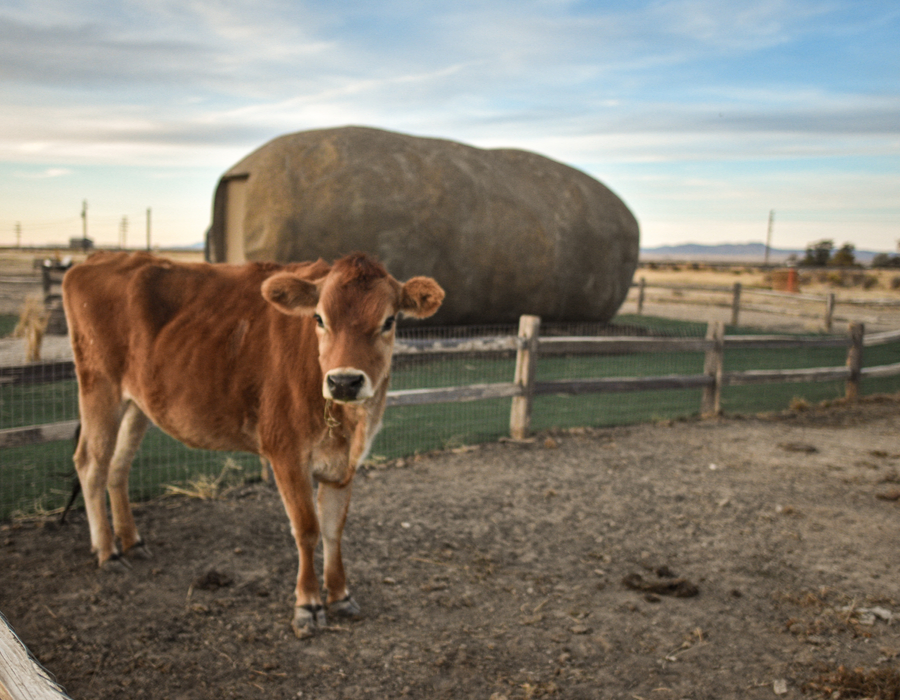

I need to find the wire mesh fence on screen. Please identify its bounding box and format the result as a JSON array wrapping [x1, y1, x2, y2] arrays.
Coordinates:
[[2, 313, 899, 520]]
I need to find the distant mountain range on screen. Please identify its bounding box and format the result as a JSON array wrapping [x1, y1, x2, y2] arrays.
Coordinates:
[[640, 242, 883, 264], [175, 239, 885, 264]]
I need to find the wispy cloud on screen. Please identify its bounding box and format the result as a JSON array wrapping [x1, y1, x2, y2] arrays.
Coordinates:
[[0, 0, 897, 249], [14, 167, 73, 179]]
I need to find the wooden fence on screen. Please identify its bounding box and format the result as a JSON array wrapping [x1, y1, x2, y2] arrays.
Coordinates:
[[632, 279, 900, 332], [386, 316, 900, 439], [3, 319, 900, 452], [1, 610, 72, 700]]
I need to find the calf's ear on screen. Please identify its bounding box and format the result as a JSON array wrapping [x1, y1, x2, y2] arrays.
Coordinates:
[[399, 277, 445, 319], [262, 273, 320, 315]]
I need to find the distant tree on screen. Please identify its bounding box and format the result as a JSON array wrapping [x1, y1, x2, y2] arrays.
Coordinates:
[[872, 252, 900, 268], [829, 243, 857, 267], [801, 239, 834, 267]]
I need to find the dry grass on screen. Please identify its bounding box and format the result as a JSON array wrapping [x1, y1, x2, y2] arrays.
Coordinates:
[[804, 666, 900, 699], [162, 459, 246, 500], [636, 264, 770, 289], [13, 295, 48, 361], [789, 396, 812, 412]]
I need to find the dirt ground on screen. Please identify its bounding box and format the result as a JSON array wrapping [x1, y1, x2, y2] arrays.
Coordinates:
[[3, 395, 899, 700]]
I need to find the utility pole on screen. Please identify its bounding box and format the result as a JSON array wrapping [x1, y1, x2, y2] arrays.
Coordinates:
[[81, 200, 88, 242], [146, 207, 151, 250], [764, 210, 774, 266], [120, 216, 128, 249], [15, 222, 21, 248]]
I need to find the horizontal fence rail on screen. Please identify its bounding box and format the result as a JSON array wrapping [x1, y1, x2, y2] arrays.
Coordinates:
[[534, 374, 714, 395], [387, 383, 521, 407], [0, 362, 76, 386], [0, 420, 78, 449], [866, 328, 900, 345]]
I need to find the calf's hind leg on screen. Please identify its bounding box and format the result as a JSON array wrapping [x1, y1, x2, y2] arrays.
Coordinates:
[[73, 383, 126, 567], [107, 401, 151, 558]]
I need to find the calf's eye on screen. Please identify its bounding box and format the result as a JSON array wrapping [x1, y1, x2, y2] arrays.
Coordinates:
[[313, 313, 325, 329], [382, 316, 396, 333]]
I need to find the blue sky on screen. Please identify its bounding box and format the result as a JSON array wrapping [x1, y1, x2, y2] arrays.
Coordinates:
[[1, 0, 898, 252]]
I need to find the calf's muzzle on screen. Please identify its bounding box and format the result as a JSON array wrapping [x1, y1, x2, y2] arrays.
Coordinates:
[[325, 371, 368, 402]]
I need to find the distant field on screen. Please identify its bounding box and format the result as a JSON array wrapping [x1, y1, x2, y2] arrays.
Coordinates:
[[634, 261, 900, 299], [0, 247, 205, 315], [2, 248, 899, 315]]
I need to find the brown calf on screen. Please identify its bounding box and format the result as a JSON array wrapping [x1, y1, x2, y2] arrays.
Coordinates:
[[62, 252, 443, 637]]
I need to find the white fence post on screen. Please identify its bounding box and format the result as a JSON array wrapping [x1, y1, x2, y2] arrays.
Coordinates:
[[509, 315, 541, 440]]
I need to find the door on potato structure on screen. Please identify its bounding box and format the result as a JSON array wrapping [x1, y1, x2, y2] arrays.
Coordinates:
[[223, 176, 248, 263]]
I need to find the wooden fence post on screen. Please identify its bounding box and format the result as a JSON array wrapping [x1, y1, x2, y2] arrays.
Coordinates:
[[509, 315, 541, 440], [701, 321, 724, 416], [731, 282, 742, 327], [846, 322, 864, 401], [1, 611, 74, 699], [825, 293, 835, 332], [637, 277, 646, 315]]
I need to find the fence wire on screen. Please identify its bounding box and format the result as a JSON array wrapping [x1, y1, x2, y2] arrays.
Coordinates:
[[375, 323, 519, 460], [2, 315, 899, 520], [533, 318, 707, 432]]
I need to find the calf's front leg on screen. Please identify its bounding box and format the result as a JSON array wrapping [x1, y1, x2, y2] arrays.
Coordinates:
[[269, 456, 326, 638], [317, 480, 360, 618]]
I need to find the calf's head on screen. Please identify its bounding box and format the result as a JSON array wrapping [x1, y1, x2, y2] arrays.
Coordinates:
[[261, 253, 444, 403]]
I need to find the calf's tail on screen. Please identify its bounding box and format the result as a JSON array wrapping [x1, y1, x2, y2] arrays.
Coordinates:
[[59, 423, 82, 525]]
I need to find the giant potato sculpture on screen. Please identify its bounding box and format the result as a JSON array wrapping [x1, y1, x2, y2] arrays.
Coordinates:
[[207, 126, 639, 325]]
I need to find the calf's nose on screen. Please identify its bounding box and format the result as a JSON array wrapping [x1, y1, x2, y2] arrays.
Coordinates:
[[326, 373, 366, 401]]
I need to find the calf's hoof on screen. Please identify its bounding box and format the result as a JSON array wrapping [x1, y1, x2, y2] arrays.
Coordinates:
[[292, 603, 327, 639], [328, 596, 361, 619], [125, 541, 152, 560], [99, 553, 132, 573]]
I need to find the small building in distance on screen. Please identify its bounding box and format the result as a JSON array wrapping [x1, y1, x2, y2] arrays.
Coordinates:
[[68, 237, 93, 252]]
